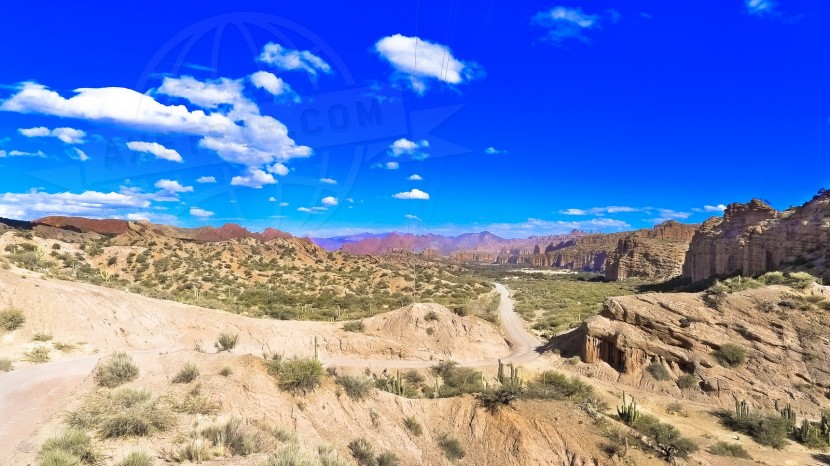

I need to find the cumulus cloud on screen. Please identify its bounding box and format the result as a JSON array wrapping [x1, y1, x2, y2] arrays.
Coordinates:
[[0, 188, 151, 219], [321, 196, 338, 206], [0, 81, 312, 169], [258, 43, 332, 77], [230, 169, 277, 189], [19, 126, 86, 144], [297, 207, 315, 213], [533, 6, 601, 43], [126, 141, 183, 162], [268, 197, 276, 202], [650, 209, 692, 223], [559, 206, 639, 216], [279, 202, 289, 207], [408, 174, 423, 181], [320, 177, 337, 184], [486, 217, 630, 237], [196, 176, 216, 183], [374, 34, 482, 94], [154, 179, 193, 193], [189, 207, 214, 217], [746, 0, 776, 15], [484, 146, 507, 155], [385, 161, 399, 170], [389, 138, 429, 160], [404, 214, 421, 221], [0, 149, 45, 158], [393, 188, 429, 200], [250, 71, 295, 99]]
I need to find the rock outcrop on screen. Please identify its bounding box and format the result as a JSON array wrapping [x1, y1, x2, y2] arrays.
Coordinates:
[[682, 192, 830, 282], [604, 221, 699, 281]]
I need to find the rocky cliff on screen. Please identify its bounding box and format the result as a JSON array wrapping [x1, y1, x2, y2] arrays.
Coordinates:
[[604, 221, 699, 281], [682, 191, 830, 282]]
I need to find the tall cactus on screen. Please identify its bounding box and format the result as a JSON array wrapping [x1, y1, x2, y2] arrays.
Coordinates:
[[387, 370, 406, 397], [497, 359, 505, 384], [794, 419, 815, 443], [433, 376, 441, 399], [617, 392, 640, 425], [735, 399, 750, 419], [314, 336, 319, 360], [780, 403, 796, 426]]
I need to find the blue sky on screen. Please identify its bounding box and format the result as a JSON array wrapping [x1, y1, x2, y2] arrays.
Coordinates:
[[0, 0, 828, 238]]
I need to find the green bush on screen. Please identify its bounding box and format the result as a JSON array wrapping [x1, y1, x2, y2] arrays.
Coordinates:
[[68, 388, 174, 439], [25, 346, 51, 363], [272, 357, 325, 394], [637, 420, 698, 459], [403, 416, 423, 436], [708, 441, 750, 458], [676, 373, 698, 390], [713, 344, 747, 368], [94, 352, 139, 387], [646, 362, 671, 381], [429, 360, 484, 397], [478, 383, 525, 410], [348, 438, 377, 466], [438, 435, 465, 461], [39, 429, 99, 465], [0, 308, 25, 331], [0, 358, 12, 372], [721, 413, 789, 449], [215, 332, 239, 352], [121, 451, 153, 466], [172, 363, 199, 384], [336, 374, 374, 400], [202, 419, 264, 456], [219, 366, 233, 377], [376, 451, 400, 466], [32, 332, 53, 342], [342, 320, 365, 332], [525, 370, 595, 403]]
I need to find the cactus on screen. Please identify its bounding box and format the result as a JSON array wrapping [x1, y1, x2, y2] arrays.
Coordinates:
[[617, 392, 640, 425], [433, 377, 441, 399], [820, 411, 830, 444], [780, 403, 796, 425], [387, 370, 406, 397], [314, 336, 319, 360], [794, 419, 815, 443], [497, 359, 505, 384], [735, 399, 750, 419]]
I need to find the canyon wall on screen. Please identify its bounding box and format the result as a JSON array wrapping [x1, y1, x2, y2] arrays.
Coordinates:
[[604, 221, 699, 281]]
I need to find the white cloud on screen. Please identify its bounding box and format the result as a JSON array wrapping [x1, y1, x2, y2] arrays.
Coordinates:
[[126, 141, 183, 162], [250, 71, 294, 98], [189, 207, 214, 217], [259, 43, 332, 77], [19, 126, 86, 144], [279, 202, 289, 207], [0, 149, 46, 158], [230, 169, 277, 189], [0, 188, 151, 219], [297, 207, 315, 213], [154, 179, 193, 193], [746, 0, 776, 15], [267, 162, 290, 176], [321, 196, 338, 206], [650, 209, 692, 223], [320, 177, 337, 184], [385, 161, 400, 170], [345, 198, 354, 203], [268, 197, 276, 202], [196, 176, 216, 183], [1, 81, 311, 169], [407, 174, 423, 181], [704, 204, 726, 212], [486, 217, 630, 238], [404, 214, 421, 221], [72, 148, 89, 161], [559, 206, 639, 216], [374, 34, 482, 94], [156, 75, 248, 111], [393, 189, 429, 200], [484, 146, 507, 155], [533, 7, 601, 43], [389, 138, 429, 160]]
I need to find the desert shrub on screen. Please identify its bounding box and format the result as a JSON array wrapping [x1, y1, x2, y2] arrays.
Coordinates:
[[665, 402, 686, 416], [121, 451, 153, 466], [403, 416, 423, 436], [709, 441, 751, 458], [478, 382, 525, 410], [0, 358, 13, 372], [264, 441, 346, 466], [0, 308, 25, 331], [788, 272, 818, 289], [438, 434, 465, 461], [646, 362, 671, 381], [759, 271, 788, 285], [676, 373, 698, 389], [67, 388, 174, 438], [94, 352, 139, 387], [429, 360, 484, 397], [348, 438, 377, 466], [39, 429, 100, 465], [215, 332, 239, 352], [336, 374, 374, 400], [525, 370, 595, 403], [25, 346, 51, 363], [33, 332, 53, 341], [403, 370, 425, 385], [219, 366, 233, 377], [53, 342, 75, 352], [172, 385, 219, 415], [342, 320, 365, 332], [172, 362, 199, 384], [712, 344, 747, 367], [272, 357, 325, 394], [721, 413, 789, 449], [720, 276, 764, 293], [637, 420, 698, 459], [202, 419, 264, 456], [173, 438, 210, 463], [271, 426, 296, 443], [424, 311, 438, 321], [376, 451, 400, 466]]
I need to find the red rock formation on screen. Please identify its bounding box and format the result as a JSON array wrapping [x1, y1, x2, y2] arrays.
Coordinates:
[[604, 221, 699, 281], [35, 216, 130, 235]]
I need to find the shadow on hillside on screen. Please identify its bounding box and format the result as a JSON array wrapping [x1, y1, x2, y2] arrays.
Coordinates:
[[813, 454, 830, 465], [537, 327, 583, 359]]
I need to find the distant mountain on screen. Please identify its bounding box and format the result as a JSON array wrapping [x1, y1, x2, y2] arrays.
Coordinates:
[[310, 232, 393, 251], [339, 231, 510, 256]]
